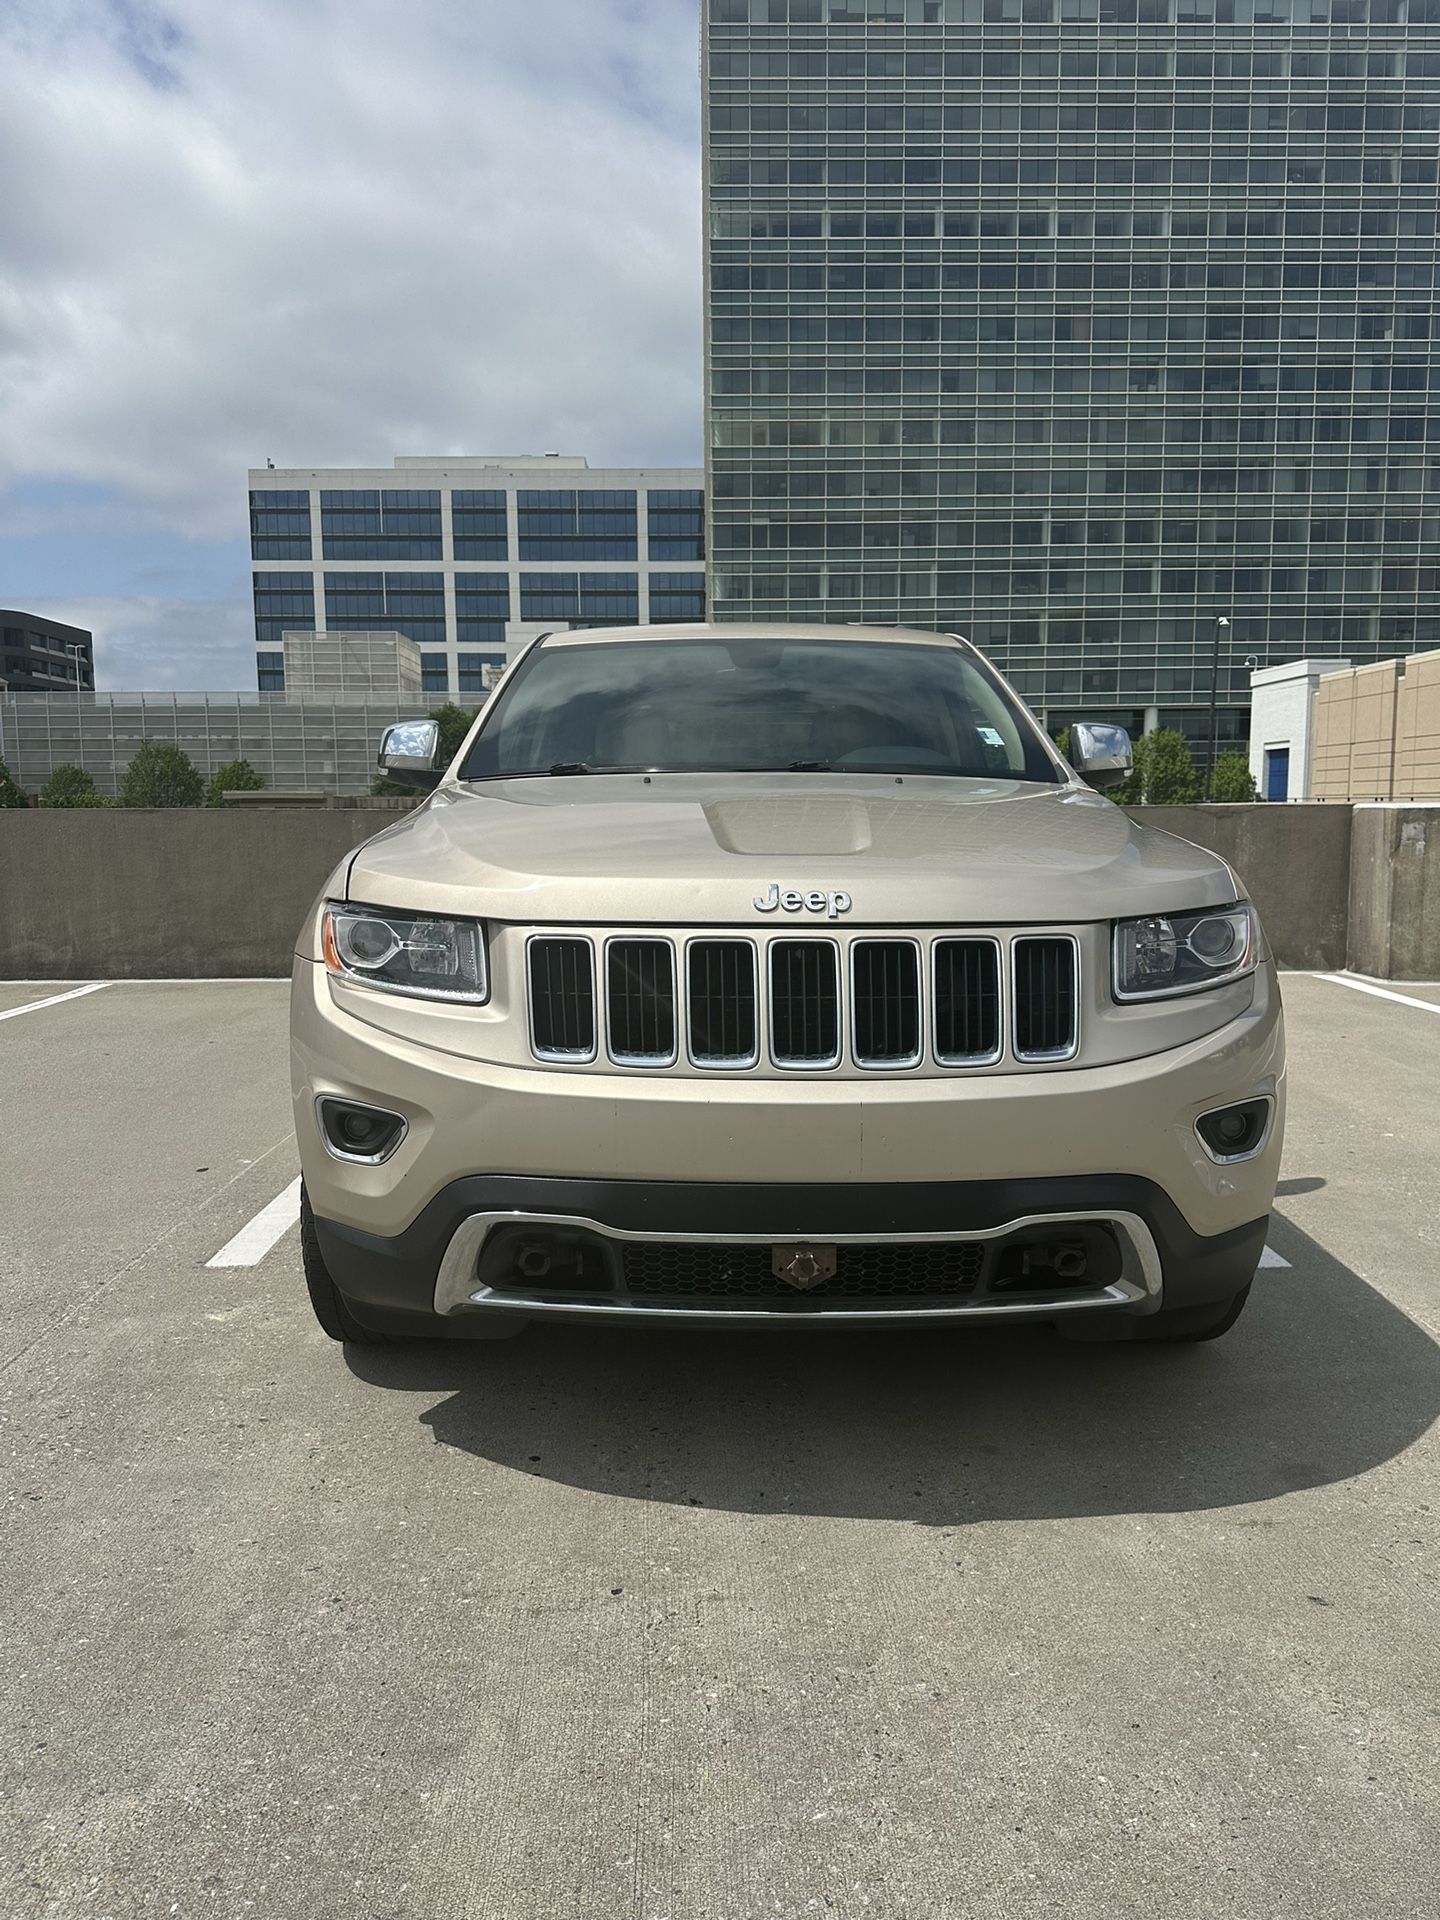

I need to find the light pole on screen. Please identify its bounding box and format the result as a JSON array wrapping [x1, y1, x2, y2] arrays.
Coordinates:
[[67, 641, 88, 706], [1205, 616, 1230, 800]]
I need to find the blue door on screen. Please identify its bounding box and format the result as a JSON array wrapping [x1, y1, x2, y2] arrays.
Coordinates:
[[1265, 747, 1290, 802]]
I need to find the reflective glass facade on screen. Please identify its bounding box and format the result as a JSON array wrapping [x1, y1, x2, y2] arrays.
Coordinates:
[[703, 0, 1440, 757]]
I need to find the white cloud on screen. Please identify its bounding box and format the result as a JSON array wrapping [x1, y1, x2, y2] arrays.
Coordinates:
[[0, 0, 703, 540], [19, 594, 256, 691]]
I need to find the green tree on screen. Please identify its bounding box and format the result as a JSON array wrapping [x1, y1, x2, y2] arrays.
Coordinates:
[[429, 701, 478, 765], [0, 759, 28, 807], [1050, 725, 1071, 761], [1209, 752, 1259, 803], [1115, 728, 1202, 806], [118, 741, 205, 808], [39, 764, 105, 807], [206, 759, 265, 807]]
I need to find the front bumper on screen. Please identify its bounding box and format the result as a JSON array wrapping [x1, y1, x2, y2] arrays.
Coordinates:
[[312, 1173, 1269, 1335], [292, 954, 1283, 1332], [291, 956, 1284, 1244]]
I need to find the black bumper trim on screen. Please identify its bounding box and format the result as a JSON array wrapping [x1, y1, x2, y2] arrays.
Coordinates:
[[313, 1174, 1270, 1333]]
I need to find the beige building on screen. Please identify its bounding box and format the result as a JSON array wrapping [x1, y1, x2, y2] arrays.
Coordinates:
[[1310, 651, 1440, 802], [1249, 650, 1440, 803]]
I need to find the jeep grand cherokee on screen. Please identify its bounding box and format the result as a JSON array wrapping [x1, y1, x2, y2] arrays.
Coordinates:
[[290, 623, 1284, 1346]]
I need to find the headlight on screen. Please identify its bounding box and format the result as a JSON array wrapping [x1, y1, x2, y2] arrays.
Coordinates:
[[322, 903, 488, 1003], [1113, 903, 1258, 1001]]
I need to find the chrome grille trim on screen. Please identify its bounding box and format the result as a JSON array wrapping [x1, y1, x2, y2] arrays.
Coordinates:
[[1011, 933, 1081, 1063], [932, 936, 1004, 1067], [768, 938, 842, 1070], [850, 938, 923, 1070], [685, 937, 760, 1070], [604, 937, 678, 1068], [526, 935, 597, 1064]]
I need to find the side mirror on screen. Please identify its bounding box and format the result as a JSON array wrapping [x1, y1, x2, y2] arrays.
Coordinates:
[[378, 719, 443, 790], [1069, 721, 1133, 790]]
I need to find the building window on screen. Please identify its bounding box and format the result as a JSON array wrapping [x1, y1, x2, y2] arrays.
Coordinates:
[[323, 572, 447, 646], [520, 573, 581, 621], [518, 572, 640, 623], [253, 572, 316, 646], [649, 572, 707, 622], [517, 490, 638, 561], [249, 490, 312, 561], [455, 572, 510, 645], [647, 489, 706, 560], [320, 489, 443, 561], [452, 490, 508, 560], [420, 652, 451, 694], [256, 650, 285, 692]]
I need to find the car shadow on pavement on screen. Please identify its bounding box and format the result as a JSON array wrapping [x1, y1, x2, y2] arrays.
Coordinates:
[[345, 1211, 1439, 1525]]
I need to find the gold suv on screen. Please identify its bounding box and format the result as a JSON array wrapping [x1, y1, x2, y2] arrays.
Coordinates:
[[291, 624, 1284, 1347]]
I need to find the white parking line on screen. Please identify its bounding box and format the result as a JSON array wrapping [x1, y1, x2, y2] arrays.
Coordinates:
[[1320, 974, 1440, 1016], [206, 1177, 302, 1269], [1258, 1245, 1291, 1270], [0, 982, 110, 1024]]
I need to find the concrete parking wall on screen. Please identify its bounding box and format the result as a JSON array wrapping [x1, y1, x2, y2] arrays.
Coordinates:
[[1347, 805, 1440, 980], [1126, 802, 1353, 972], [0, 798, 1381, 981], [0, 807, 407, 979]]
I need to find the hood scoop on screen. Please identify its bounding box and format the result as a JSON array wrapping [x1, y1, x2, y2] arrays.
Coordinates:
[[703, 794, 875, 857]]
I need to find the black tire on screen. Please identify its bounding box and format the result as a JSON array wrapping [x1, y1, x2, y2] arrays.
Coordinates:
[[1059, 1283, 1251, 1345], [300, 1183, 386, 1346]]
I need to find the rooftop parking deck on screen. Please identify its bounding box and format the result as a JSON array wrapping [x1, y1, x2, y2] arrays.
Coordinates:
[[2, 973, 1437, 1918]]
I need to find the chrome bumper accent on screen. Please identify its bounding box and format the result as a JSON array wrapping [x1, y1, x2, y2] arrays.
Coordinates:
[[432, 1208, 1163, 1324]]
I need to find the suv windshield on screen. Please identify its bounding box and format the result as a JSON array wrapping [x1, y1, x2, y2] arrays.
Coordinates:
[[459, 638, 1061, 784]]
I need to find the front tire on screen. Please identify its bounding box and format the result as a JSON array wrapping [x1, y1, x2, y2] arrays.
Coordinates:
[[300, 1183, 386, 1345]]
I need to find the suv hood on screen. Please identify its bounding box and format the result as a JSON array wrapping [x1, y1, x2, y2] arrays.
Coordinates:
[[344, 774, 1239, 926]]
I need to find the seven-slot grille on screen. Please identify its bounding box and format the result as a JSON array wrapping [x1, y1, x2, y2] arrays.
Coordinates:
[[527, 932, 1078, 1070]]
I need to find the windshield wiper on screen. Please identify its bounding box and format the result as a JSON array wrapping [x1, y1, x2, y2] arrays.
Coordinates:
[[785, 760, 832, 772], [546, 761, 597, 775]]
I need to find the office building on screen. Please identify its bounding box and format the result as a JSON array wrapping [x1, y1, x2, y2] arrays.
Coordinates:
[[0, 691, 429, 799], [703, 0, 1440, 765], [1, 611, 94, 692], [248, 455, 707, 696]]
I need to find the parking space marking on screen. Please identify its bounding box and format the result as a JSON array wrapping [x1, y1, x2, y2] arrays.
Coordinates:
[[206, 1176, 303, 1269], [1259, 1245, 1291, 1269], [1321, 974, 1440, 1016], [0, 982, 110, 1023]]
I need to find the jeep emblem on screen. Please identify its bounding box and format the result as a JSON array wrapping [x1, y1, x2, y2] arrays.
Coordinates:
[[753, 883, 853, 919]]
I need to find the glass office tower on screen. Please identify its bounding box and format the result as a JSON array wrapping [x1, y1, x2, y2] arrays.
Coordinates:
[[703, 0, 1440, 761]]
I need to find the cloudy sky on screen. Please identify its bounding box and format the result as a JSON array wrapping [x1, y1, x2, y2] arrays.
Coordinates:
[[0, 0, 703, 688]]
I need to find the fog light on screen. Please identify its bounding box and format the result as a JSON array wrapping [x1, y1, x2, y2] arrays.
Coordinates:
[[1196, 1098, 1271, 1162], [317, 1098, 407, 1163]]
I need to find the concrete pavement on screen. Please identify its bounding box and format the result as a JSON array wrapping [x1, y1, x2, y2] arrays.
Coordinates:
[[2, 975, 1437, 1918]]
